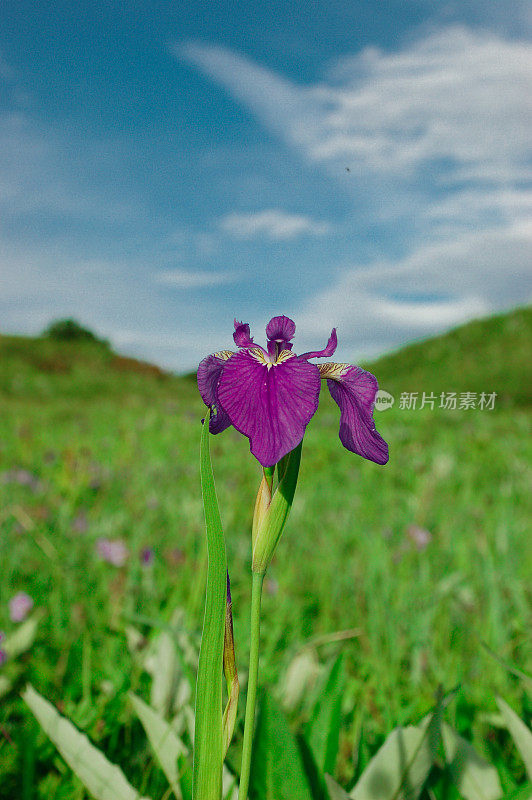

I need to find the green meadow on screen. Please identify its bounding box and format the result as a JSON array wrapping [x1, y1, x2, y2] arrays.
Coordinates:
[[1, 307, 531, 798]]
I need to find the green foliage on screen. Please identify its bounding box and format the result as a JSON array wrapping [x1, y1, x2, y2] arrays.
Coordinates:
[[1, 307, 531, 797], [442, 722, 503, 800], [306, 655, 345, 778], [350, 723, 434, 800], [368, 305, 532, 407], [250, 693, 312, 799], [43, 318, 107, 345], [19, 631, 532, 800], [252, 442, 302, 574], [496, 699, 532, 782], [325, 776, 351, 799], [193, 415, 228, 799], [129, 692, 186, 798], [23, 685, 150, 800]]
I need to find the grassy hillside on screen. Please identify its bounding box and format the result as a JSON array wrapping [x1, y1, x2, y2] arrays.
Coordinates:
[[0, 335, 173, 400], [0, 311, 530, 798], [2, 304, 530, 405], [366, 305, 532, 407]]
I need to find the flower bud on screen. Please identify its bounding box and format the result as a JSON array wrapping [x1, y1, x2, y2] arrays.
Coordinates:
[[251, 443, 302, 575]]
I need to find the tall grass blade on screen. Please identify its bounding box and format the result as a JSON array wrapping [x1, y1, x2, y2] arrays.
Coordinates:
[[325, 775, 350, 799], [250, 693, 313, 799], [442, 722, 503, 800], [350, 724, 433, 800], [193, 414, 227, 799], [3, 611, 43, 659], [129, 692, 187, 799], [22, 685, 150, 800], [496, 698, 532, 782], [307, 654, 345, 776]]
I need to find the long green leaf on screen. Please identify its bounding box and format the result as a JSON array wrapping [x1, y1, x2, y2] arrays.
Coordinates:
[[325, 775, 350, 799], [130, 692, 186, 799], [501, 785, 532, 800], [307, 654, 345, 776], [22, 685, 150, 800], [130, 692, 236, 800], [442, 722, 503, 800], [350, 724, 433, 800], [145, 628, 179, 716], [250, 693, 313, 800], [4, 610, 43, 659], [193, 414, 228, 799], [497, 698, 532, 782]]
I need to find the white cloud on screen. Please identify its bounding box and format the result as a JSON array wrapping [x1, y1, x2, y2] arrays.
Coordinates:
[[219, 209, 330, 240], [179, 27, 532, 362], [180, 28, 532, 188], [155, 268, 236, 288], [0, 237, 231, 371], [294, 221, 532, 359]]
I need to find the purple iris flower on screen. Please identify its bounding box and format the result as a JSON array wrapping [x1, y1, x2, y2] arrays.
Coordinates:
[[197, 315, 388, 468]]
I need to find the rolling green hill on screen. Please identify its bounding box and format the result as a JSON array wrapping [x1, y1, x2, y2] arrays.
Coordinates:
[[366, 305, 531, 407], [1, 304, 530, 405]]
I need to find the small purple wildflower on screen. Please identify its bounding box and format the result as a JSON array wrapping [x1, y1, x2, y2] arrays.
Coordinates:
[[198, 315, 389, 467], [0, 469, 42, 492], [0, 632, 6, 666], [407, 525, 433, 551], [265, 577, 279, 596], [72, 511, 88, 534], [140, 547, 154, 566], [96, 538, 129, 567], [9, 592, 34, 623]]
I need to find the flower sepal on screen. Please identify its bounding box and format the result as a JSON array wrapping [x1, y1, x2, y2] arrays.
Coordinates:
[[251, 443, 302, 576]]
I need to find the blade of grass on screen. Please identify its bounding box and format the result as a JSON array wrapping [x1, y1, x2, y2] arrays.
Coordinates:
[[193, 414, 228, 800], [22, 685, 150, 800]]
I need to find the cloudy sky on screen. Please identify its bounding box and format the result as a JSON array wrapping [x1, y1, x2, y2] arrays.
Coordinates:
[[1, 0, 531, 370]]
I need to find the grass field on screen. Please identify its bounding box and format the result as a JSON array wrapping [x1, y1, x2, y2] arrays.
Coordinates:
[[1, 308, 531, 798]]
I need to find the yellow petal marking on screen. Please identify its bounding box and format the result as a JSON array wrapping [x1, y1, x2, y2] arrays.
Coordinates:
[[275, 349, 296, 365], [318, 362, 349, 380], [213, 350, 235, 361], [248, 347, 270, 365]]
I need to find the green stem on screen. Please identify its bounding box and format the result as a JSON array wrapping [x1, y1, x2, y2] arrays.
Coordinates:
[[239, 571, 265, 799]]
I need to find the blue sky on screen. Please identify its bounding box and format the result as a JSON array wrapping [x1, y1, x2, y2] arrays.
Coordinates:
[[1, 0, 531, 370]]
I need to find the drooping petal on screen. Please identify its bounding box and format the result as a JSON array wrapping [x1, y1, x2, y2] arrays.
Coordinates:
[[208, 405, 232, 434], [217, 348, 321, 467], [299, 328, 337, 360], [233, 320, 255, 348], [197, 350, 234, 434], [319, 362, 389, 465], [266, 315, 296, 343]]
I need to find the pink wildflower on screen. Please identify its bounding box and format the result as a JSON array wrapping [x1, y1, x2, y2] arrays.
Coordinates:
[[9, 592, 34, 622]]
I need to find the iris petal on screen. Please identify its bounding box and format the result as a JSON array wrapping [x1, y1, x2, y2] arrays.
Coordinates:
[[197, 351, 234, 434], [299, 328, 337, 360], [233, 320, 255, 348], [266, 315, 296, 343], [319, 363, 389, 465], [217, 349, 321, 467]]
